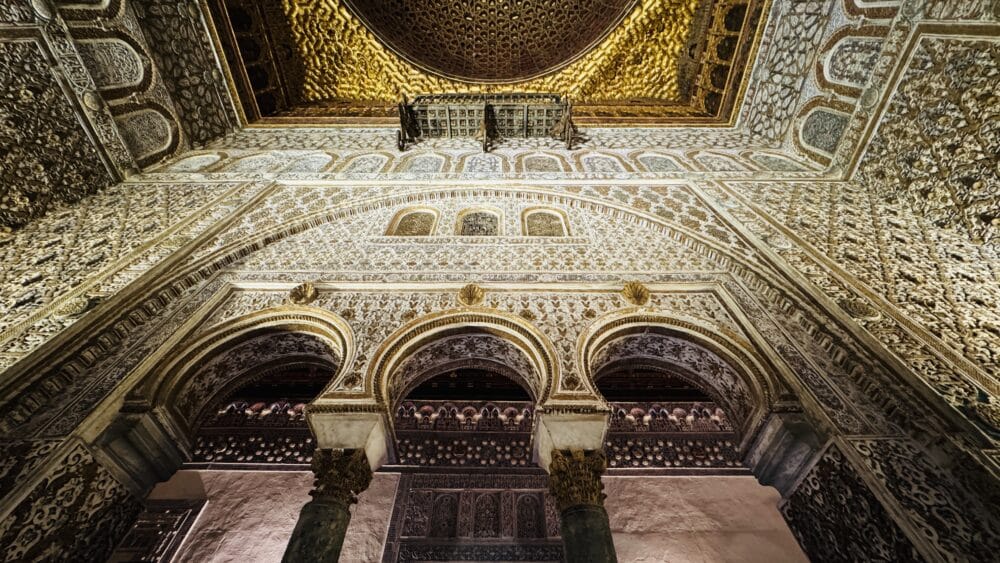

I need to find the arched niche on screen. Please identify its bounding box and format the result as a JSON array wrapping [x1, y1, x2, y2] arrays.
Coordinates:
[[165, 152, 222, 172], [283, 152, 334, 173], [579, 314, 777, 448], [222, 153, 284, 173], [134, 307, 355, 439], [522, 207, 569, 237], [387, 207, 439, 236], [364, 309, 560, 410], [456, 208, 502, 236], [397, 153, 446, 174], [390, 334, 538, 468], [189, 359, 331, 466]]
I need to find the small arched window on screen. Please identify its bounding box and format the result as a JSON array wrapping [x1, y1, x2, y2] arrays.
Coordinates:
[[388, 209, 437, 236], [457, 210, 500, 236], [523, 209, 568, 237]]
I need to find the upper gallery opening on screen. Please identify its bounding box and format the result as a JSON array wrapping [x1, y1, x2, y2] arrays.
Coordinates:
[[206, 0, 767, 125]]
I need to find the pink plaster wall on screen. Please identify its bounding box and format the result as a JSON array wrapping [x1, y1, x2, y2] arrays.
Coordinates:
[[604, 476, 808, 563], [149, 471, 804, 562], [148, 470, 398, 563]]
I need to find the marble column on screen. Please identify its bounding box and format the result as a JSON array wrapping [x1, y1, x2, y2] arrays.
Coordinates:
[[282, 448, 373, 563], [548, 448, 618, 563]]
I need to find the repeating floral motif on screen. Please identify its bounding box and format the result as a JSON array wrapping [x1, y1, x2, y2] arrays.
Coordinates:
[[0, 182, 255, 373], [851, 438, 1000, 560], [60, 0, 187, 167], [744, 0, 833, 141], [857, 38, 999, 245], [721, 37, 1000, 383], [714, 179, 996, 414], [780, 443, 923, 561], [0, 439, 61, 499], [0, 0, 34, 23], [132, 0, 237, 147], [1, 7, 999, 561], [0, 40, 114, 230], [0, 443, 141, 563]]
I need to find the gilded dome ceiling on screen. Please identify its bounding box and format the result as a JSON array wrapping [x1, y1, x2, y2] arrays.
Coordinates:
[[339, 0, 641, 82], [209, 0, 767, 125]]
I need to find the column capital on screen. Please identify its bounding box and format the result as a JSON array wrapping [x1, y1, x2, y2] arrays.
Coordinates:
[[547, 448, 607, 511], [535, 409, 608, 471], [307, 405, 389, 470], [310, 448, 373, 506]]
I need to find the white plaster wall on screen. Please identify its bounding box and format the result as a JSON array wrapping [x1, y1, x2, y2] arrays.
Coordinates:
[[604, 476, 808, 563], [149, 471, 804, 563]]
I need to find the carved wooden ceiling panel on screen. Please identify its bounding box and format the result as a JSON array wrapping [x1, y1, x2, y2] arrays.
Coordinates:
[[340, 0, 640, 82]]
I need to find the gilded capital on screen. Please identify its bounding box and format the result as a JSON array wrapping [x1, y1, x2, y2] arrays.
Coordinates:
[[309, 449, 373, 506], [548, 448, 608, 511]]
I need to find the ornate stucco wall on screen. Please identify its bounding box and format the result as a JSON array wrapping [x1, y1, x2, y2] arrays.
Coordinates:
[[0, 1, 997, 561]]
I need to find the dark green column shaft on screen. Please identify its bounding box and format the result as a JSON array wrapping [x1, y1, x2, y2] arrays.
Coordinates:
[[282, 449, 372, 563], [560, 504, 618, 563], [549, 449, 618, 563], [282, 499, 352, 561]]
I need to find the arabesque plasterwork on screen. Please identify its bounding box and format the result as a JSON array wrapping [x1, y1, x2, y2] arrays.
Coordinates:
[[0, 1, 998, 561]]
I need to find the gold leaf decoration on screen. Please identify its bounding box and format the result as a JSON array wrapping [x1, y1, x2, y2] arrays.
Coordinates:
[[621, 281, 651, 306], [289, 282, 319, 305], [283, 0, 696, 104], [457, 283, 485, 306]]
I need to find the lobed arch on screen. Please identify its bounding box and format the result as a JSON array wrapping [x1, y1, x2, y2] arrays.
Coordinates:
[[335, 152, 394, 174], [394, 151, 450, 174], [132, 306, 355, 438], [573, 151, 634, 173], [360, 309, 563, 410], [577, 311, 780, 448], [515, 152, 571, 173], [628, 151, 687, 173]]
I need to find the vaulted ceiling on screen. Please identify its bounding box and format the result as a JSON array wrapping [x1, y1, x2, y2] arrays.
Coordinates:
[[208, 0, 765, 124]]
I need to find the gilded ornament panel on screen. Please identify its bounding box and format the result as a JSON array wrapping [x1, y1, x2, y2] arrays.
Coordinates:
[[283, 0, 696, 103]]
